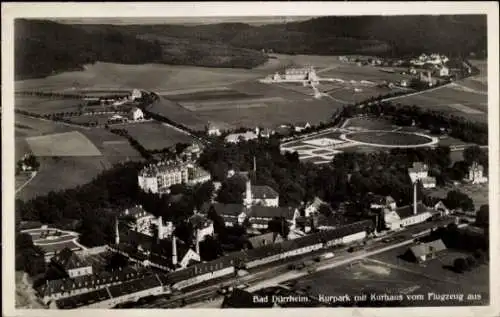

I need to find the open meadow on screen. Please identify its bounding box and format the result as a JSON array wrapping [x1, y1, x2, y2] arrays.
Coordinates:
[[123, 121, 195, 151], [293, 245, 488, 306], [15, 96, 83, 115]]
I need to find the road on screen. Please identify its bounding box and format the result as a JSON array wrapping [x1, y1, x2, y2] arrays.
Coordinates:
[[136, 216, 456, 308], [15, 172, 37, 194]]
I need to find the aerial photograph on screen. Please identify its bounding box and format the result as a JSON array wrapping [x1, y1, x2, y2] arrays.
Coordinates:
[[11, 13, 490, 310]]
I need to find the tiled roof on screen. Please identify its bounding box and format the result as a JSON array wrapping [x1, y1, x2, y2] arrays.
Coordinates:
[[55, 288, 111, 309], [394, 203, 429, 219], [248, 232, 280, 248], [37, 267, 144, 297], [249, 206, 296, 220], [251, 185, 279, 199], [107, 274, 161, 298], [409, 239, 446, 259], [408, 162, 429, 174], [50, 248, 90, 271]]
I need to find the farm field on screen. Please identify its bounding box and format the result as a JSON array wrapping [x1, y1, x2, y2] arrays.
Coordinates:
[[15, 96, 83, 115], [26, 131, 102, 157], [320, 64, 413, 83], [292, 245, 488, 306], [15, 62, 261, 93], [395, 84, 487, 123], [123, 122, 195, 151], [16, 156, 112, 201], [343, 117, 396, 130]]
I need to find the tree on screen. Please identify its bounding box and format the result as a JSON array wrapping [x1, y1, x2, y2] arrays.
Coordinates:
[[268, 217, 290, 239], [463, 145, 487, 167], [193, 181, 215, 209], [453, 257, 468, 273], [318, 204, 333, 217], [216, 176, 245, 204], [445, 190, 474, 211], [476, 204, 489, 228], [465, 256, 477, 269]]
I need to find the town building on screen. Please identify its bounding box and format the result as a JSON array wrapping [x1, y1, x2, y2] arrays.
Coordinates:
[[468, 162, 488, 184], [408, 162, 436, 188], [304, 197, 326, 217], [438, 66, 450, 77], [202, 203, 300, 230], [370, 195, 397, 211], [406, 239, 447, 263], [434, 201, 450, 216], [128, 107, 144, 121], [36, 267, 146, 305], [137, 161, 211, 194], [130, 89, 142, 101], [248, 232, 284, 249], [382, 202, 434, 231], [206, 122, 222, 136], [225, 131, 258, 144], [294, 122, 311, 133], [243, 178, 280, 208], [49, 248, 93, 279]]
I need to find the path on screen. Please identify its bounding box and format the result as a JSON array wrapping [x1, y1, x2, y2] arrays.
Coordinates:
[[15, 172, 37, 194]]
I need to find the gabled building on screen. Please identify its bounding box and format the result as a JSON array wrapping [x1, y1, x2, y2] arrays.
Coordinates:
[[370, 195, 397, 211], [383, 202, 433, 231], [206, 122, 222, 137], [225, 131, 259, 144], [202, 203, 299, 230], [406, 239, 447, 263], [49, 248, 93, 279], [294, 122, 311, 132], [128, 107, 144, 121], [468, 162, 488, 184], [248, 232, 284, 249], [304, 197, 327, 217]]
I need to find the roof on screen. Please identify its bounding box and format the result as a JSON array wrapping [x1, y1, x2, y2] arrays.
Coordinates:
[[107, 274, 162, 298], [225, 132, 258, 143], [422, 176, 436, 185], [55, 288, 111, 309], [129, 107, 143, 114], [138, 160, 188, 177], [121, 206, 148, 219], [307, 197, 324, 209], [189, 213, 212, 228], [408, 162, 429, 174], [409, 239, 446, 259], [37, 267, 144, 298], [248, 232, 280, 248], [222, 289, 274, 308], [249, 206, 296, 220], [50, 248, 90, 271], [394, 202, 429, 219], [251, 185, 279, 199], [208, 203, 245, 217], [294, 122, 310, 127]]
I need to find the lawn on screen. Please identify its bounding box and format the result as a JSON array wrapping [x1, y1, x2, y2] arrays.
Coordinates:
[[123, 122, 195, 151], [293, 245, 489, 306], [344, 117, 396, 130], [26, 131, 102, 157], [426, 183, 489, 210], [15, 96, 83, 115], [344, 131, 434, 147], [16, 156, 112, 201], [165, 89, 256, 102]]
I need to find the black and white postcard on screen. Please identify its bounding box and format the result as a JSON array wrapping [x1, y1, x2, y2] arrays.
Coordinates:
[[2, 2, 499, 317]]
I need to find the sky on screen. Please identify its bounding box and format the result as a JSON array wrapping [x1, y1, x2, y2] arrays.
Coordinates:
[[53, 16, 316, 26]]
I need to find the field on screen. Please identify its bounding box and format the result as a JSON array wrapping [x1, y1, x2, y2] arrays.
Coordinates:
[[426, 183, 489, 210], [343, 131, 436, 147], [395, 82, 487, 123], [123, 122, 195, 151], [15, 96, 83, 115], [292, 245, 489, 306], [26, 131, 103, 157]]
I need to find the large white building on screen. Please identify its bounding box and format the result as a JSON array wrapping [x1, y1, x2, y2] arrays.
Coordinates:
[[468, 162, 488, 184], [225, 131, 258, 144], [138, 161, 211, 194], [128, 107, 144, 121], [383, 202, 433, 231], [408, 162, 436, 189]]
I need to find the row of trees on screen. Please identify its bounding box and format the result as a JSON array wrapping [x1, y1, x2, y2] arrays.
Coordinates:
[[16, 233, 46, 276]]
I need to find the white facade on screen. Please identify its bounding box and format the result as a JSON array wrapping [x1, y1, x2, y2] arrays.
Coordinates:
[[67, 266, 93, 278], [468, 163, 488, 184], [130, 89, 142, 101], [439, 66, 450, 77], [129, 108, 144, 121], [225, 131, 258, 143]]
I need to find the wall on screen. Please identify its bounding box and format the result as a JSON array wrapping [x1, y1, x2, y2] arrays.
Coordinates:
[[172, 266, 235, 290], [68, 266, 93, 278]]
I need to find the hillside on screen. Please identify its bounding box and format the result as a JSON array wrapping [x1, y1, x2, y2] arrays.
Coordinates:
[[15, 16, 487, 80]]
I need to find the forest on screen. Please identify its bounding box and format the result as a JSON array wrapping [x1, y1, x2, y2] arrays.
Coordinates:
[[16, 15, 486, 79]]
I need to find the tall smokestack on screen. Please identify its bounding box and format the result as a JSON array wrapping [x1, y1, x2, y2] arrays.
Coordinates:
[[172, 235, 178, 266], [157, 216, 163, 243], [115, 217, 120, 245], [253, 156, 257, 173], [245, 178, 252, 207], [413, 182, 418, 215], [195, 229, 200, 255]]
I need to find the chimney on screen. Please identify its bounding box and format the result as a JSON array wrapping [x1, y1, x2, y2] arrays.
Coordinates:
[[157, 216, 163, 242], [115, 217, 120, 245], [195, 229, 200, 255], [245, 178, 252, 207], [253, 156, 257, 173], [172, 235, 178, 266], [413, 181, 418, 216]]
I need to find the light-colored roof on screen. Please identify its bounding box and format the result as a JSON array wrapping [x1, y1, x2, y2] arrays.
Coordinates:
[[409, 239, 446, 259], [251, 185, 279, 199]]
